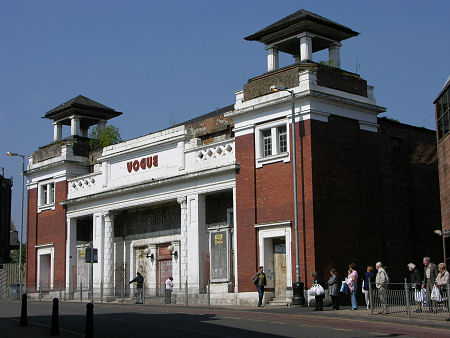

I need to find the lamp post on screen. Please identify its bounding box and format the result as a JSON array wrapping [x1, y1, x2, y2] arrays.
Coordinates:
[[434, 229, 450, 266], [269, 86, 305, 305], [6, 152, 25, 298]]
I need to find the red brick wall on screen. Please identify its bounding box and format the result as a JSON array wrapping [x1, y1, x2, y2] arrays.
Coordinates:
[[437, 135, 450, 233], [311, 116, 441, 283], [235, 115, 441, 293], [235, 133, 258, 291], [26, 181, 67, 286], [235, 120, 317, 291], [26, 188, 37, 285]]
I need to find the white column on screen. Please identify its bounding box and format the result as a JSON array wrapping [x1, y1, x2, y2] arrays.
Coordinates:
[[92, 213, 104, 286], [53, 122, 62, 141], [124, 241, 131, 295], [103, 212, 114, 296], [147, 244, 158, 291], [70, 116, 80, 136], [299, 33, 313, 62], [232, 186, 238, 293], [65, 217, 77, 294], [186, 195, 199, 291], [98, 121, 106, 131], [178, 196, 188, 287], [171, 241, 181, 289], [328, 42, 341, 68], [266, 46, 279, 72], [186, 194, 206, 292]]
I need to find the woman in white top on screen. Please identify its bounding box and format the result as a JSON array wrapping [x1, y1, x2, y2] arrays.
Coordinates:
[[435, 263, 449, 289]]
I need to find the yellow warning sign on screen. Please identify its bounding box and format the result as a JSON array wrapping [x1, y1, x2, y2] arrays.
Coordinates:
[[214, 233, 223, 244]]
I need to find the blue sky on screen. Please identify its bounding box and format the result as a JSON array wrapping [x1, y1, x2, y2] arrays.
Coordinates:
[[1, 0, 449, 241]]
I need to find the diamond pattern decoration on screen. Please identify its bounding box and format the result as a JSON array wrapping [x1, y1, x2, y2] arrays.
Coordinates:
[[196, 143, 234, 161]]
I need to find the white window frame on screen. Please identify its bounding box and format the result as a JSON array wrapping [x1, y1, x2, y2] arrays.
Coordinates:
[[36, 243, 55, 289], [37, 180, 55, 213], [255, 119, 290, 168]]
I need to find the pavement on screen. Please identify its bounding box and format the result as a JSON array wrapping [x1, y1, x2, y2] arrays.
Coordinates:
[[1, 299, 450, 337]]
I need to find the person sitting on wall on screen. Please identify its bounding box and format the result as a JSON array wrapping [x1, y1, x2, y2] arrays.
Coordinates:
[[129, 272, 144, 304], [252, 266, 267, 307]]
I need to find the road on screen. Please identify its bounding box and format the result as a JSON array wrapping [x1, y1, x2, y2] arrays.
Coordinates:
[[0, 300, 449, 337]]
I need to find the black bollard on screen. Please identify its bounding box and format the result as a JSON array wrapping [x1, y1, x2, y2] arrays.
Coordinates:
[[20, 294, 27, 326], [50, 298, 59, 336], [85, 302, 94, 338]]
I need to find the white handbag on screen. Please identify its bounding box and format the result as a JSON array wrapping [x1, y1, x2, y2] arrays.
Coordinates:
[[315, 284, 325, 296], [431, 285, 442, 302]]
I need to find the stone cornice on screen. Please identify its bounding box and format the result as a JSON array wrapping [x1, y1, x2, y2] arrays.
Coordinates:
[[61, 163, 238, 206]]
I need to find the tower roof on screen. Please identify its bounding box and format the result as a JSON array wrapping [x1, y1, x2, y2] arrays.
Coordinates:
[[244, 9, 359, 54], [43, 95, 122, 122]]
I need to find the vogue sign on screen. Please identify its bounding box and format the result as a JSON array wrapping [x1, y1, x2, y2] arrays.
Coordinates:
[[127, 155, 159, 173]]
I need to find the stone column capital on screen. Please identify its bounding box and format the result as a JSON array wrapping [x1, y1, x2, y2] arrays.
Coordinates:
[[329, 42, 342, 48], [102, 211, 114, 222], [297, 32, 314, 39], [265, 45, 278, 51], [177, 196, 187, 206]]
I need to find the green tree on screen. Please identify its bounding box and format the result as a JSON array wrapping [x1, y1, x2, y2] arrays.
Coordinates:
[[10, 244, 26, 264], [89, 124, 122, 150]]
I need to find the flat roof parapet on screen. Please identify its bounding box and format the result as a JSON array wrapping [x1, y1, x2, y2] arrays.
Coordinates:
[[243, 62, 367, 101]]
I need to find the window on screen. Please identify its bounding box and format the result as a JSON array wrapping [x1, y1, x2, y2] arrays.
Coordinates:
[[437, 87, 449, 141], [262, 129, 272, 157], [278, 126, 287, 153], [255, 120, 290, 168], [39, 182, 55, 210]]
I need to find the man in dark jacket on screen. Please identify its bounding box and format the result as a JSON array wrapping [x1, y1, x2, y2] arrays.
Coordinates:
[[422, 257, 438, 310], [312, 271, 325, 311], [252, 266, 266, 307], [129, 272, 144, 304], [408, 263, 422, 289]]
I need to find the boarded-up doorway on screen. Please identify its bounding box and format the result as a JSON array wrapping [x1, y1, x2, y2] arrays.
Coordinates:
[[273, 239, 286, 298]]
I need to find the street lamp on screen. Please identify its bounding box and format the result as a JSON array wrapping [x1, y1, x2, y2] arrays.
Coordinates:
[[269, 86, 305, 305], [6, 152, 25, 298], [434, 229, 450, 265]]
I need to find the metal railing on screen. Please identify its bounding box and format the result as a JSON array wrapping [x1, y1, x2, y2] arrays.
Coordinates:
[[0, 279, 213, 307], [369, 280, 450, 320]]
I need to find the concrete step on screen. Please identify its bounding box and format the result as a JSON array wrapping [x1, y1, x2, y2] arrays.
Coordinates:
[[268, 297, 290, 306]]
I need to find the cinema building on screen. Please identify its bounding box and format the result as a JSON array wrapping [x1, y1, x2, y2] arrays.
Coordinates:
[[25, 10, 442, 305]]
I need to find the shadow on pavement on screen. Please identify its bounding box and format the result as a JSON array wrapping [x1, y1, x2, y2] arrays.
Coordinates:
[[5, 311, 289, 338]]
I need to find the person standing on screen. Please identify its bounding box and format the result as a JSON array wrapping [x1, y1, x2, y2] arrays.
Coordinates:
[[327, 269, 340, 310], [435, 263, 449, 311], [129, 272, 144, 304], [312, 272, 325, 311], [375, 262, 389, 314], [422, 257, 438, 310], [252, 266, 266, 307], [407, 263, 422, 311], [435, 263, 449, 289], [346, 263, 358, 310], [362, 266, 375, 309], [165, 277, 174, 304]]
